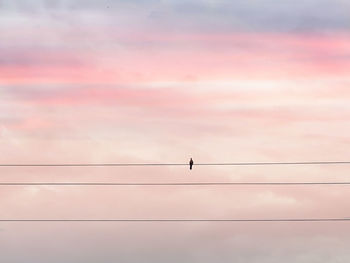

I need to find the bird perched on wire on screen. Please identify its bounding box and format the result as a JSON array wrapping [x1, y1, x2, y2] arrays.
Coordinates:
[[189, 158, 194, 170]]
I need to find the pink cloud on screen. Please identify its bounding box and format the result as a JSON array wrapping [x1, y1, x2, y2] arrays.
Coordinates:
[[1, 23, 350, 263], [1, 32, 349, 85]]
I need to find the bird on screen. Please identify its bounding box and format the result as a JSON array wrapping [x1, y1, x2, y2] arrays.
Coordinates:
[[189, 158, 194, 170]]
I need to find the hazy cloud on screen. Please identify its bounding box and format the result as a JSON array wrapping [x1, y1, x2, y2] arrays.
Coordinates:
[[1, 0, 349, 32]]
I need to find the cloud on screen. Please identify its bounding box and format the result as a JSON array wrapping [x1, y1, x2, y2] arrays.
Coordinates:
[[1, 0, 349, 33], [0, 48, 84, 67], [0, 2, 350, 262]]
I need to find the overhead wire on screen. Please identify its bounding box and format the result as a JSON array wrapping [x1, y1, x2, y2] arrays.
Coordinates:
[[1, 182, 350, 186], [2, 161, 349, 223], [1, 161, 350, 167], [1, 218, 350, 222]]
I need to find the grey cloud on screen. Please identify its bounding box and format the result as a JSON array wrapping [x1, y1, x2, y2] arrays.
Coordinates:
[[0, 0, 159, 11], [0, 225, 350, 263], [0, 0, 349, 32], [0, 49, 84, 67], [164, 0, 350, 32]]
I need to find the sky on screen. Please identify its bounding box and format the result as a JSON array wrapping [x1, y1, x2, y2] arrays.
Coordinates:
[[1, 0, 350, 262]]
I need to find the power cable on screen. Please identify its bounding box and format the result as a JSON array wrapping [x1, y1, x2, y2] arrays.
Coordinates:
[[1, 161, 350, 167], [1, 182, 350, 186], [1, 218, 350, 222]]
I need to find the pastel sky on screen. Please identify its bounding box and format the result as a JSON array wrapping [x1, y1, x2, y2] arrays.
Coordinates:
[[1, 0, 350, 262]]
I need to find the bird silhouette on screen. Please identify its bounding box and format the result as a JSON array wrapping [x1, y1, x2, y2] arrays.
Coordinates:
[[189, 158, 194, 170]]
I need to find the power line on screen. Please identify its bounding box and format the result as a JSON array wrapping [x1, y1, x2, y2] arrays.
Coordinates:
[[1, 182, 350, 186], [1, 218, 350, 222], [1, 161, 350, 167]]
